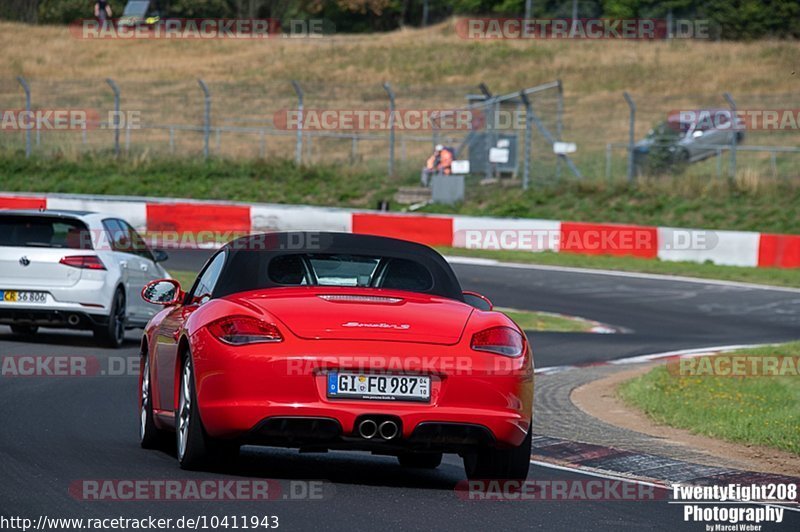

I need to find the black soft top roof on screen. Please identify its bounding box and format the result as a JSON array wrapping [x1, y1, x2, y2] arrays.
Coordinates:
[[212, 232, 464, 301]]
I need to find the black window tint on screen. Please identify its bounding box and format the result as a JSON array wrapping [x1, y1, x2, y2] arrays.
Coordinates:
[[268, 255, 308, 285], [119, 220, 153, 261], [0, 216, 92, 249], [102, 219, 129, 253], [379, 258, 433, 291]]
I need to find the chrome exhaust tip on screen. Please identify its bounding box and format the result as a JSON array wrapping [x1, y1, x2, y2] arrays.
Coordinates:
[[358, 419, 378, 439], [378, 420, 399, 440], [67, 314, 80, 326]]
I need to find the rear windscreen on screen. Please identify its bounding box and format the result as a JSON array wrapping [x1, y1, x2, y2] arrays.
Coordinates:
[[268, 253, 434, 291], [0, 216, 93, 249]]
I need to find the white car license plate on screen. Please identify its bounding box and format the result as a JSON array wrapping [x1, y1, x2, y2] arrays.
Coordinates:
[[327, 372, 430, 402], [0, 290, 48, 304]]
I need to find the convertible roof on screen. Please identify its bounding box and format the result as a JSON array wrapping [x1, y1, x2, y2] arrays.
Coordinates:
[[212, 231, 464, 301]]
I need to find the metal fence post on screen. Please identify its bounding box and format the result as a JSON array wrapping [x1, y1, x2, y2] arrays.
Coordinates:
[[198, 79, 211, 159], [478, 83, 494, 180], [770, 151, 777, 177], [16, 76, 31, 158], [666, 9, 673, 39], [383, 82, 396, 177], [520, 91, 532, 190], [106, 78, 121, 156], [291, 80, 304, 165], [724, 92, 737, 181], [623, 92, 636, 183], [555, 79, 564, 181]]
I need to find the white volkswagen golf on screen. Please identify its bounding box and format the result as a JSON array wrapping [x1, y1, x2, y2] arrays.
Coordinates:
[[0, 210, 170, 347]]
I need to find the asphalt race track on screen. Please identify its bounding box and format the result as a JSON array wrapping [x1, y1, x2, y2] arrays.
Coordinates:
[[1, 249, 799, 531]]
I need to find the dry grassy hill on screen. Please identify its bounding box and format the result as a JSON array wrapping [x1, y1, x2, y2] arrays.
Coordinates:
[[0, 20, 797, 177]]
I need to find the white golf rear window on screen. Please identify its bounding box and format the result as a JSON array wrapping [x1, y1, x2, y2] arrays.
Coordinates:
[[0, 216, 93, 249]]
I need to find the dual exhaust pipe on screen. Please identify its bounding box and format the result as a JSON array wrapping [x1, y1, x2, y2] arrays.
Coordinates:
[[357, 418, 399, 440]]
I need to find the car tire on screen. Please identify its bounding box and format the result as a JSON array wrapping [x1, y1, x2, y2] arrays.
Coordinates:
[[94, 288, 126, 348], [463, 425, 531, 480], [140, 354, 167, 449], [176, 355, 239, 470], [398, 452, 443, 469], [10, 324, 38, 336]]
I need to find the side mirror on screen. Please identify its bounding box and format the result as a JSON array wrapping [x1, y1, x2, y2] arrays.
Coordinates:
[[142, 279, 183, 306], [463, 291, 493, 311], [152, 249, 169, 263]]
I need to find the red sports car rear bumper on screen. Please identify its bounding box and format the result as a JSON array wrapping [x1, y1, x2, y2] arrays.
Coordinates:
[[190, 328, 533, 449]]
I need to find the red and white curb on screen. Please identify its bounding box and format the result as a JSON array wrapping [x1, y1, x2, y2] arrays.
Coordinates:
[[2, 192, 799, 269]]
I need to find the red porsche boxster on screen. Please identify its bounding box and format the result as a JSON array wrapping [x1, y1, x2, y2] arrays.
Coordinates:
[[138, 232, 533, 479]]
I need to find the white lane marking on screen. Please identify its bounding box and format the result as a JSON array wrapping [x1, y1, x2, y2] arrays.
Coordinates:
[[529, 460, 800, 513], [604, 343, 777, 365], [529, 458, 667, 489], [444, 255, 800, 294], [534, 344, 775, 375]]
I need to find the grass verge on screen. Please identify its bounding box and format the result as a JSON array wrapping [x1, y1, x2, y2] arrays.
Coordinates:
[[168, 270, 198, 290], [618, 343, 800, 455], [0, 155, 401, 209], [3, 155, 800, 235], [439, 247, 800, 288], [496, 308, 600, 333]]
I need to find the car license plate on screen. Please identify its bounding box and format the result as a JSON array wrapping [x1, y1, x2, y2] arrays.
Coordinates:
[[327, 372, 430, 402], [0, 290, 48, 304]]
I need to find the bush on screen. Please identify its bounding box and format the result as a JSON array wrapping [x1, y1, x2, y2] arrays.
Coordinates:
[[38, 0, 125, 24]]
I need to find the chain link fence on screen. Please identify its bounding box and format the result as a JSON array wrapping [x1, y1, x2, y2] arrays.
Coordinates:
[[564, 90, 800, 182], [1, 77, 797, 184]]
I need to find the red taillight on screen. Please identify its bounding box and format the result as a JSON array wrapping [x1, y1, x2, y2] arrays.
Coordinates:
[[59, 255, 106, 270], [207, 316, 283, 345], [471, 326, 525, 357]]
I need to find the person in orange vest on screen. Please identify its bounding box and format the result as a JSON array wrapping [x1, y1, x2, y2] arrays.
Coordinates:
[[421, 144, 453, 186]]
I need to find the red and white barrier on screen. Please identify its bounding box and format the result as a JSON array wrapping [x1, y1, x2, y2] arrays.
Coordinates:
[[1, 193, 797, 269]]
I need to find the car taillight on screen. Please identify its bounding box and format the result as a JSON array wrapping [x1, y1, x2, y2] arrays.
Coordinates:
[[471, 326, 525, 357], [59, 255, 106, 270], [207, 316, 283, 345]]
